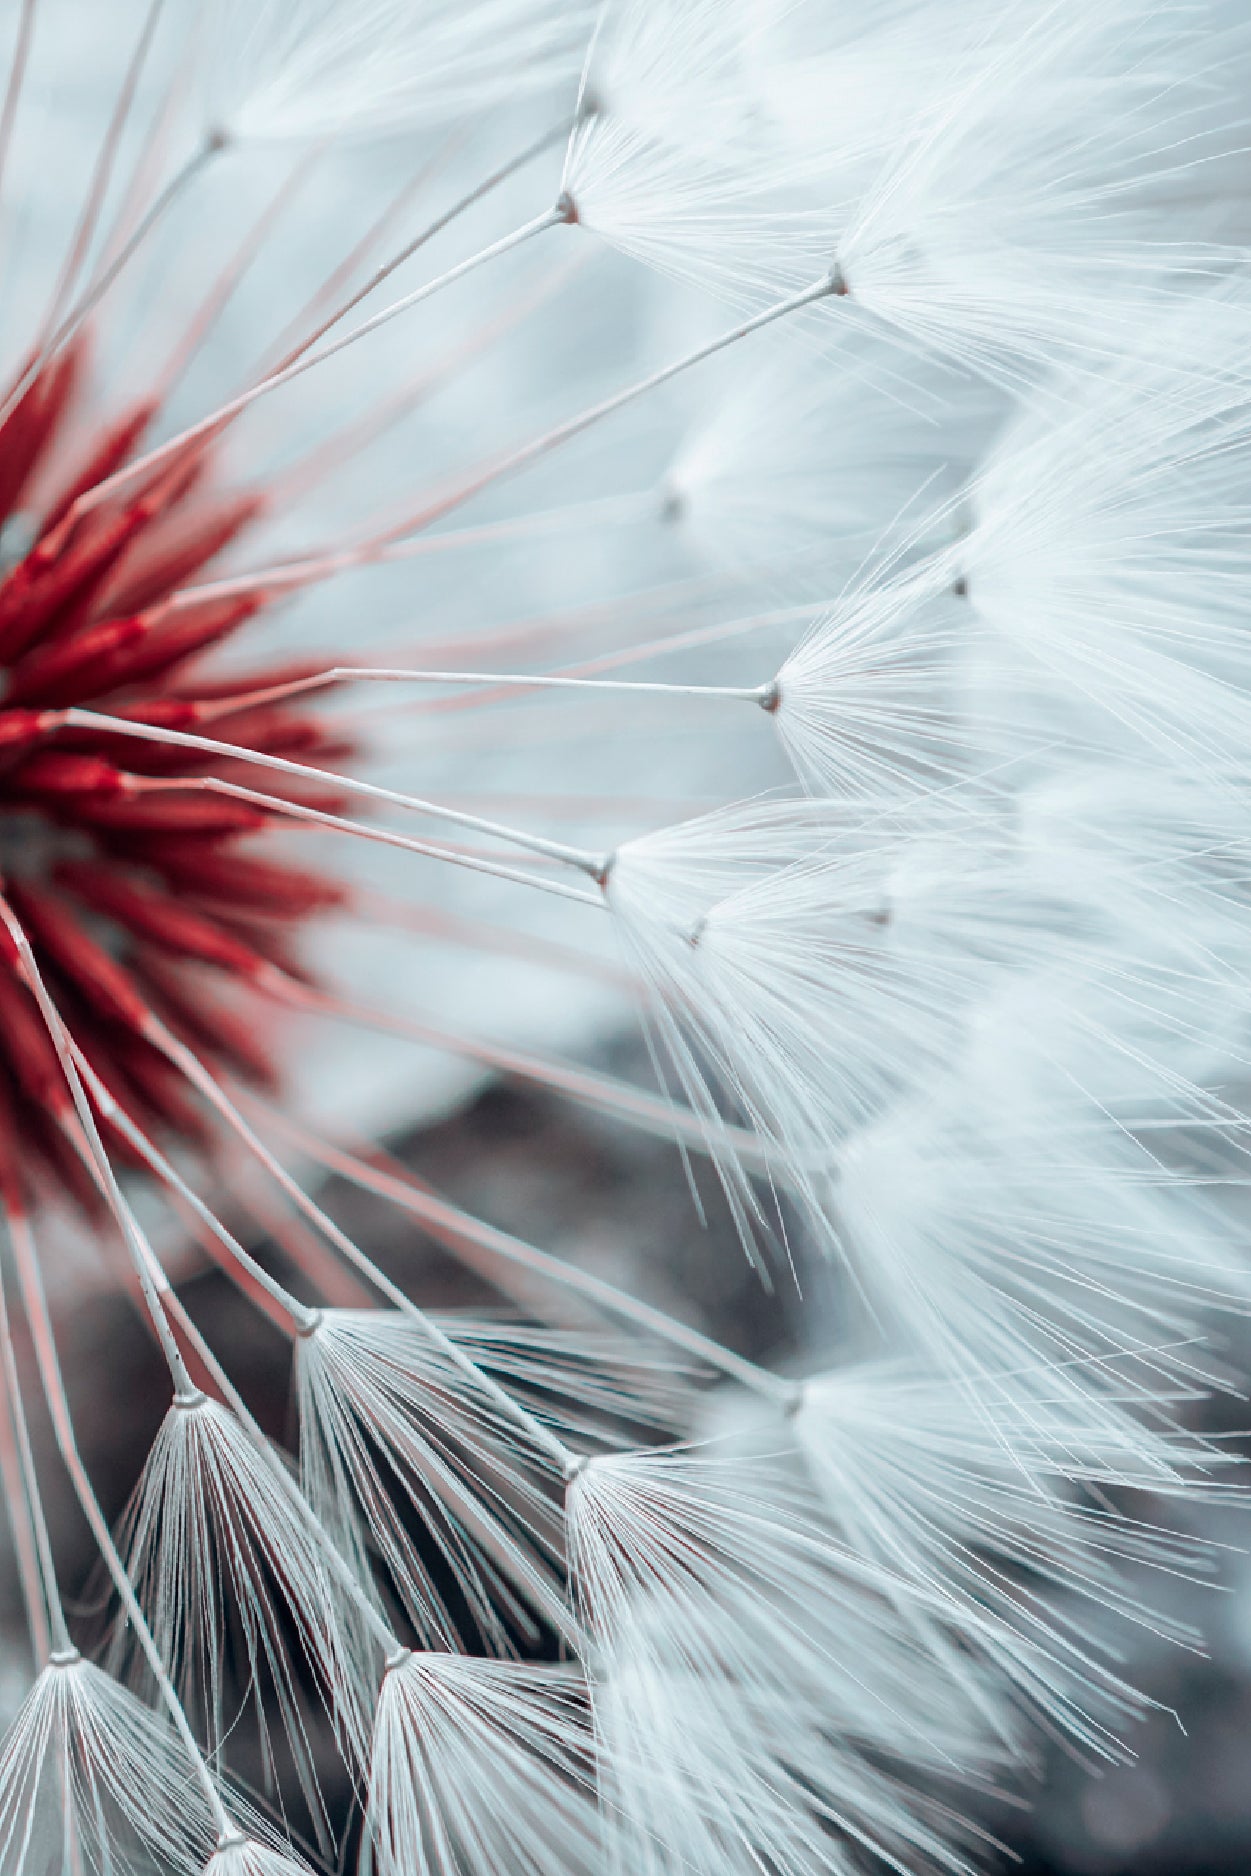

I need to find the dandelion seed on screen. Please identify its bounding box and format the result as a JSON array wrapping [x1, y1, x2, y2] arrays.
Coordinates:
[[203, 1837, 316, 1876], [368, 1652, 598, 1876], [295, 1308, 572, 1653], [785, 1358, 1234, 1710], [113, 1392, 380, 1844], [0, 1652, 219, 1875], [604, 795, 1071, 1244]]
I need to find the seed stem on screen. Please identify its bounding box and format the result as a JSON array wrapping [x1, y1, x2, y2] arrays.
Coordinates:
[[0, 899, 200, 1400], [4, 1202, 235, 1839], [0, 1, 37, 217], [75, 204, 566, 517], [392, 273, 841, 539], [260, 116, 574, 381], [0, 0, 182, 424], [71, 1051, 316, 1335], [138, 1014, 583, 1642], [250, 1102, 798, 1410], [123, 772, 607, 905], [60, 1045, 407, 1661], [0, 1249, 65, 1658], [60, 707, 610, 878]]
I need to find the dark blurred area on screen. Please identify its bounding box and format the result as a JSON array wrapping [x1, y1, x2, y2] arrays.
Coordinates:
[[5, 1050, 1250, 1874]]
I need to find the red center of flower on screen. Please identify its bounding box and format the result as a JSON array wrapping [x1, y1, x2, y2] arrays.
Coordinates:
[[0, 338, 347, 1211]]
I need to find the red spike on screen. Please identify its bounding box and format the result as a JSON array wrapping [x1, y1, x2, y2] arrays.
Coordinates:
[[170, 657, 331, 704], [45, 696, 223, 774], [70, 791, 268, 835], [0, 435, 215, 662], [3, 610, 149, 707], [100, 490, 265, 616], [129, 843, 345, 916], [79, 696, 205, 732], [7, 750, 127, 798], [54, 858, 274, 977], [0, 512, 77, 657], [191, 905, 315, 983], [92, 594, 261, 695], [0, 343, 84, 527], [0, 709, 57, 773], [130, 947, 280, 1089], [38, 397, 158, 535], [4, 594, 260, 708], [0, 967, 74, 1123], [0, 501, 150, 661], [186, 703, 352, 761], [5, 879, 151, 1030]]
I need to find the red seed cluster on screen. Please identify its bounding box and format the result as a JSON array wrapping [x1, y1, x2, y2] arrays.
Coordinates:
[[0, 339, 347, 1210]]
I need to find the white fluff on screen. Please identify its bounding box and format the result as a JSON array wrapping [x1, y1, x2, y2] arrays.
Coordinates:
[[0, 1655, 217, 1875], [368, 1652, 598, 1876], [663, 332, 998, 576], [295, 1309, 568, 1652], [202, 0, 590, 143], [112, 1395, 378, 1843], [771, 566, 978, 797], [832, 1037, 1251, 1417], [569, 1446, 1008, 1874], [831, 3, 1243, 375], [606, 795, 1079, 1241], [954, 307, 1251, 770], [789, 1359, 1233, 1697], [567, 1436, 1166, 1871]]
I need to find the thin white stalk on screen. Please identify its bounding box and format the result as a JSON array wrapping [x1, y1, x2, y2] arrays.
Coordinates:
[[62, 1047, 424, 1674], [183, 664, 772, 705], [140, 1012, 579, 1477], [392, 272, 842, 538], [257, 116, 571, 381], [139, 1017, 586, 1644], [185, 600, 823, 724], [178, 275, 839, 598], [4, 1204, 236, 1842], [121, 772, 605, 905], [171, 490, 659, 605], [0, 1251, 66, 1658], [0, 1343, 50, 1659], [59, 708, 610, 879], [68, 1045, 316, 1336], [249, 1100, 800, 1411], [0, 898, 199, 1400], [75, 204, 566, 517]]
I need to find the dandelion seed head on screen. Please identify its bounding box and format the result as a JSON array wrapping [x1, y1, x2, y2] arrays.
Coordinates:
[[2, 1, 1251, 1871]]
